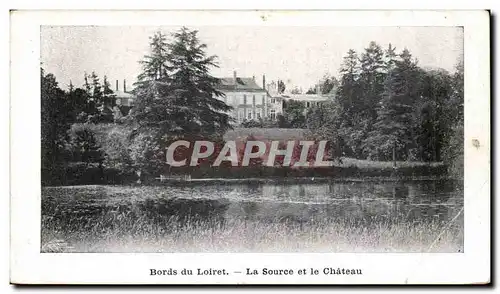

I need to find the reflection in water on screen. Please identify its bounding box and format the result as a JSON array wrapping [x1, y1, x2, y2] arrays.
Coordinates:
[[43, 180, 463, 236]]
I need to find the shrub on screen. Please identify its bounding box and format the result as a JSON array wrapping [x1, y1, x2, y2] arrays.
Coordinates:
[[93, 124, 134, 172], [442, 124, 464, 179], [67, 123, 104, 164]]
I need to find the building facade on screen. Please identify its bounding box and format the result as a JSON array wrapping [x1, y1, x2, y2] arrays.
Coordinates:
[[265, 80, 284, 120], [214, 72, 270, 124], [114, 79, 135, 107], [112, 74, 290, 122], [282, 94, 332, 115]]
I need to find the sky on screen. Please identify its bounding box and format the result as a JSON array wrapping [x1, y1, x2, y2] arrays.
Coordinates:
[[41, 26, 463, 91]]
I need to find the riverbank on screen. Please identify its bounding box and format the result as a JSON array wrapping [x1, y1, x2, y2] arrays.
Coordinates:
[[41, 181, 463, 253], [42, 158, 450, 186], [42, 216, 463, 253], [150, 176, 456, 187]]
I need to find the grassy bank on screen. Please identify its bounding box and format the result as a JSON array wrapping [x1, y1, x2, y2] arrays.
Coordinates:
[[41, 214, 463, 253], [41, 182, 463, 253], [42, 155, 448, 186]]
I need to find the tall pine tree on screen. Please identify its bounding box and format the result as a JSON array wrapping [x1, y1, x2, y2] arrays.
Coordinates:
[[41, 69, 72, 171], [102, 75, 116, 107], [441, 58, 464, 177], [133, 28, 232, 140], [364, 48, 419, 161], [359, 41, 385, 120], [337, 49, 360, 114]]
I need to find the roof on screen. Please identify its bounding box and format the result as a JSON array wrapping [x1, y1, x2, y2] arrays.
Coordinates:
[[113, 90, 135, 99], [279, 94, 333, 102], [217, 77, 266, 92]]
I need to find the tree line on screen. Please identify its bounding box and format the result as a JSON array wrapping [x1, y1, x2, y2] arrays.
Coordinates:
[[41, 29, 463, 185], [41, 27, 235, 184], [290, 42, 463, 177]]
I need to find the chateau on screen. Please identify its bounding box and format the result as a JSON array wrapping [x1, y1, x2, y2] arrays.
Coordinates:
[[111, 72, 336, 122], [213, 71, 283, 124]]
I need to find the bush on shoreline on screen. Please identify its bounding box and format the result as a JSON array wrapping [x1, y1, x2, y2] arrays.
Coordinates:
[[42, 160, 448, 186], [41, 123, 452, 187]]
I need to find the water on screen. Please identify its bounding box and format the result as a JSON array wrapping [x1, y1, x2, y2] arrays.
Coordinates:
[[41, 180, 463, 252]]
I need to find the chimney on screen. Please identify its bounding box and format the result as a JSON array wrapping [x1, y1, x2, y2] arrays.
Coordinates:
[[262, 75, 266, 91], [123, 79, 127, 92], [252, 75, 255, 82], [116, 80, 118, 91], [233, 71, 237, 85]]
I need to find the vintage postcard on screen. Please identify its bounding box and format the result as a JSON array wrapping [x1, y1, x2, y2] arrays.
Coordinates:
[[10, 10, 490, 285]]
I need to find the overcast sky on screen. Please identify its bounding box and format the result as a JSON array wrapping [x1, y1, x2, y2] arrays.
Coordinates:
[[41, 26, 463, 91]]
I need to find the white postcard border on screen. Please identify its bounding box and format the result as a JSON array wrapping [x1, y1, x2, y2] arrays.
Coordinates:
[[10, 10, 490, 284]]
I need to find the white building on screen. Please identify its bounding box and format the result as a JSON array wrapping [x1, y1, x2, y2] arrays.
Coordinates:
[[114, 79, 135, 107], [265, 80, 284, 120], [278, 84, 337, 115], [215, 71, 281, 124]]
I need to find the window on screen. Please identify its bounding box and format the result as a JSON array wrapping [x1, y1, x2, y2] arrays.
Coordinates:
[[270, 109, 276, 120], [257, 110, 262, 119], [252, 95, 256, 105], [239, 109, 245, 122], [243, 94, 247, 105], [306, 102, 310, 108], [248, 112, 252, 119], [271, 98, 275, 104]]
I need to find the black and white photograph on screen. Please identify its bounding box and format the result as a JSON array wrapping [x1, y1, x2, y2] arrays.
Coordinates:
[[39, 24, 466, 254], [10, 10, 490, 285]]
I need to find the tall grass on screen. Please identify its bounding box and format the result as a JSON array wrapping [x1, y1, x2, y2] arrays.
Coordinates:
[[41, 212, 463, 253]]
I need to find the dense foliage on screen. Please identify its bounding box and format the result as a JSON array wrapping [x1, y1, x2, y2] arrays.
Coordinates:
[[303, 42, 463, 177], [132, 28, 232, 138], [41, 27, 234, 185], [41, 35, 464, 185]]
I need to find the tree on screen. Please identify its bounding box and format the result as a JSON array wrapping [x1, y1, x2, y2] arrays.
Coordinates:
[[321, 75, 339, 95], [277, 80, 286, 94], [102, 75, 116, 107], [413, 68, 453, 162], [83, 72, 92, 94], [335, 48, 366, 157], [90, 71, 102, 103], [241, 119, 263, 128], [80, 72, 104, 123], [337, 49, 361, 113], [305, 75, 339, 95], [68, 80, 75, 93], [305, 88, 316, 94], [441, 58, 464, 177], [384, 43, 398, 72], [67, 124, 104, 165], [41, 69, 73, 170], [129, 130, 165, 181], [283, 100, 306, 128], [276, 114, 288, 128], [133, 28, 232, 137], [306, 101, 344, 160], [84, 72, 116, 123], [132, 27, 233, 172], [359, 41, 385, 121], [363, 48, 419, 161]]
